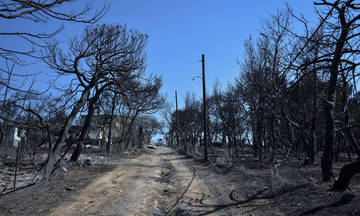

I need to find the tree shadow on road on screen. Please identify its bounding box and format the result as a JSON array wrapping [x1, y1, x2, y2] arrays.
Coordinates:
[[172, 188, 273, 216]]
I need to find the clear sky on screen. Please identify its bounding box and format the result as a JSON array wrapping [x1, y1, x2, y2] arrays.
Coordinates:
[[0, 0, 317, 109]]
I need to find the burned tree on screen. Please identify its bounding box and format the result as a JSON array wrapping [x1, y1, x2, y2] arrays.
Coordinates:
[[311, 0, 360, 182], [0, 1, 108, 185], [43, 24, 148, 183], [0, 0, 107, 94], [0, 0, 106, 60], [120, 77, 164, 151]]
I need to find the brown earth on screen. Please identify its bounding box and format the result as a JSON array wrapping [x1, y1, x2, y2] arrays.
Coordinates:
[[0, 147, 360, 215]]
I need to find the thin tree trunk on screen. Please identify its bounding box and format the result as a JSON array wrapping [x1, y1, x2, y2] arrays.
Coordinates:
[[70, 97, 96, 162], [339, 131, 352, 162], [257, 112, 263, 161], [106, 94, 117, 152], [124, 113, 138, 151], [44, 86, 91, 184], [307, 64, 318, 165], [70, 85, 107, 161], [233, 130, 239, 157], [344, 108, 360, 157], [13, 138, 21, 188], [138, 124, 143, 149]]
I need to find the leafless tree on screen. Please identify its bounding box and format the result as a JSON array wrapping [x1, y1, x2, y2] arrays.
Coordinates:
[[0, 1, 107, 185], [42, 24, 148, 183], [0, 0, 107, 62], [308, 0, 360, 182]]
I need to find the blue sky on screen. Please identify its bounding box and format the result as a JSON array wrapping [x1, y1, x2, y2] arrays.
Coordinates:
[[0, 0, 317, 110]]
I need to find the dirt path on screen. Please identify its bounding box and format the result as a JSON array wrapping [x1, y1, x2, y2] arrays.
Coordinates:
[[0, 147, 292, 215], [46, 147, 257, 216], [2, 147, 359, 215], [48, 147, 179, 216]]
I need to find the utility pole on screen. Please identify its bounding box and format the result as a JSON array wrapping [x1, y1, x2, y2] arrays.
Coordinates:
[[175, 90, 180, 149], [202, 54, 208, 161]]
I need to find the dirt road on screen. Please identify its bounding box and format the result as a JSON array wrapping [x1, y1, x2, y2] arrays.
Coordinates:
[[2, 146, 358, 216], [47, 146, 254, 216], [38, 147, 262, 216], [0, 147, 302, 215], [32, 146, 261, 216]]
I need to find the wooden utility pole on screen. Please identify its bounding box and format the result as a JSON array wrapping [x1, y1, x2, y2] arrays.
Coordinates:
[[175, 91, 180, 149], [202, 54, 208, 161]]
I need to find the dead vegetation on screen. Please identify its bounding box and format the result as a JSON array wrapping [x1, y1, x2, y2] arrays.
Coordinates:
[[0, 147, 359, 215]]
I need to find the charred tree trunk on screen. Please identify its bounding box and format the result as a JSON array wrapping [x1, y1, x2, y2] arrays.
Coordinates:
[[269, 113, 276, 161], [333, 160, 360, 191], [70, 85, 107, 161], [344, 108, 360, 158], [250, 108, 258, 158], [257, 112, 263, 161], [124, 113, 138, 151], [70, 97, 96, 162], [321, 97, 336, 181], [0, 126, 5, 147], [321, 12, 349, 182], [334, 135, 341, 163], [106, 94, 117, 152], [138, 124, 144, 149], [233, 130, 239, 157], [306, 64, 318, 165], [44, 86, 91, 184], [305, 125, 317, 165]]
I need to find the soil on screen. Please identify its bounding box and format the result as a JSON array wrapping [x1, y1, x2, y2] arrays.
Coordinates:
[[0, 146, 360, 215]]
